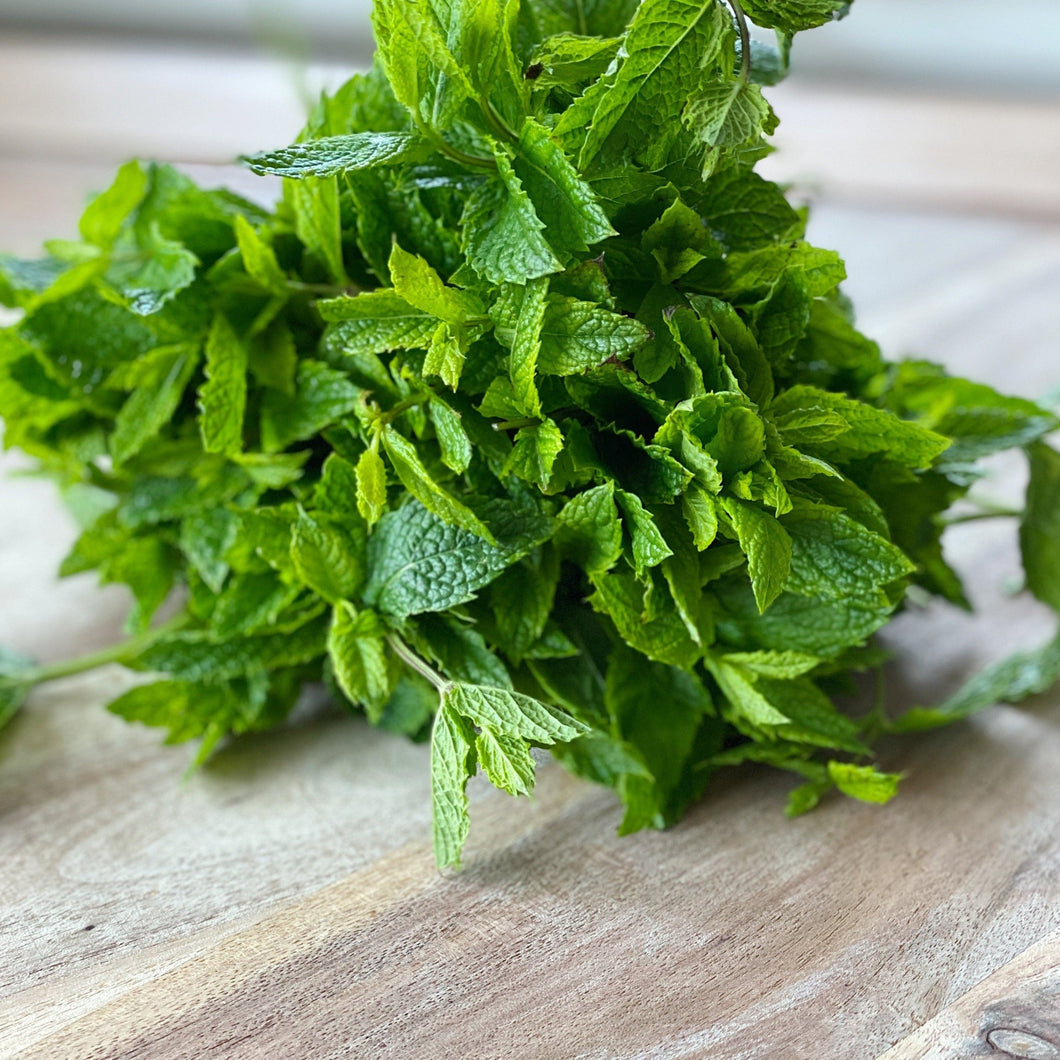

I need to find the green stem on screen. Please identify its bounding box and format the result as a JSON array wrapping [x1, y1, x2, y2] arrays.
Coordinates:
[[421, 125, 497, 171], [386, 634, 451, 695], [376, 395, 428, 426], [482, 100, 519, 145], [287, 280, 361, 298], [26, 619, 182, 687], [942, 509, 1023, 527], [726, 0, 753, 84], [491, 417, 539, 432]]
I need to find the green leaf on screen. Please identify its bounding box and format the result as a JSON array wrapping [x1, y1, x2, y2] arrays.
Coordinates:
[[1021, 443, 1060, 612], [430, 702, 476, 869], [720, 497, 792, 612], [827, 761, 902, 806], [248, 321, 297, 393], [589, 569, 702, 669], [199, 314, 248, 456], [605, 644, 713, 831], [538, 296, 650, 375], [557, 0, 729, 171], [328, 603, 394, 717], [291, 508, 364, 603], [615, 489, 672, 575], [209, 571, 300, 638], [381, 425, 495, 542], [720, 650, 820, 679], [179, 507, 239, 594], [111, 344, 198, 464], [446, 682, 588, 744], [356, 440, 389, 527], [892, 630, 1060, 733], [740, 0, 851, 36], [489, 548, 560, 661], [388, 243, 485, 326], [429, 401, 473, 474], [234, 215, 288, 294], [320, 288, 437, 356], [714, 578, 894, 658], [79, 160, 148, 247], [413, 614, 513, 688], [769, 386, 950, 469], [555, 483, 623, 572], [422, 324, 466, 390], [261, 361, 361, 452], [363, 498, 552, 617], [245, 132, 431, 177], [503, 420, 565, 490], [462, 148, 564, 284], [685, 79, 777, 149], [696, 167, 801, 252], [313, 452, 361, 514], [492, 277, 549, 417], [107, 221, 199, 316], [512, 117, 616, 257], [898, 371, 1059, 464], [133, 616, 329, 682], [476, 727, 536, 796], [784, 507, 915, 601], [288, 176, 347, 285]]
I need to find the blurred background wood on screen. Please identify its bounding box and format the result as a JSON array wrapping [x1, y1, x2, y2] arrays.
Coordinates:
[[1, 13, 1059, 1060]]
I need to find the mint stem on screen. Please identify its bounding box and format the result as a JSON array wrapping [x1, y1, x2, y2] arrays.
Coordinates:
[[386, 634, 452, 695], [24, 616, 186, 687], [726, 0, 753, 84]]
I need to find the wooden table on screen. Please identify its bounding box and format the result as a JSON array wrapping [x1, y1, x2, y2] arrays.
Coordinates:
[[2, 36, 1060, 1060]]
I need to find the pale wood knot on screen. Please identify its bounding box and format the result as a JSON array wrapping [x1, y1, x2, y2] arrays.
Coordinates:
[[985, 1027, 1060, 1060]]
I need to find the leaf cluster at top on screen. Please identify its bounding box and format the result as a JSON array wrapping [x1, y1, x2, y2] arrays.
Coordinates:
[[2, 0, 1058, 868]]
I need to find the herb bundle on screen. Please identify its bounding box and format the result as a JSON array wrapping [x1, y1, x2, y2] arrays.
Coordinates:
[[2, 0, 1058, 868]]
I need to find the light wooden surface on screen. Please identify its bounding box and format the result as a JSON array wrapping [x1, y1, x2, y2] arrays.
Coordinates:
[[2, 36, 1060, 1060]]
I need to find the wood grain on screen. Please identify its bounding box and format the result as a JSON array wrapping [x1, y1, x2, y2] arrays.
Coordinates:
[[879, 933, 1060, 1059], [2, 38, 1060, 1060]]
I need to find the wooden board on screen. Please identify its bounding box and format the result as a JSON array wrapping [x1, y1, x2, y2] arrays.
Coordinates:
[[2, 37, 1060, 1060]]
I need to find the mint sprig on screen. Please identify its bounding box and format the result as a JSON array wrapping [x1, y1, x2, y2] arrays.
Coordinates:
[[2, 0, 1059, 869]]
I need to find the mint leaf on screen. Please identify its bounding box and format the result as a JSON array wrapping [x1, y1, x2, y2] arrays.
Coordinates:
[[686, 80, 777, 149], [199, 314, 248, 456], [538, 296, 650, 374], [328, 603, 394, 717], [261, 361, 361, 452], [476, 727, 535, 796], [446, 682, 588, 744], [245, 132, 431, 177], [363, 498, 551, 617], [111, 344, 199, 464], [892, 631, 1060, 734], [740, 0, 851, 36], [381, 425, 495, 542], [463, 148, 564, 284], [320, 289, 436, 356], [291, 508, 364, 603], [827, 762, 902, 806], [720, 497, 792, 612], [1021, 443, 1060, 612], [430, 701, 476, 869], [492, 277, 549, 417], [234, 215, 288, 295], [355, 440, 389, 526], [555, 483, 623, 572]]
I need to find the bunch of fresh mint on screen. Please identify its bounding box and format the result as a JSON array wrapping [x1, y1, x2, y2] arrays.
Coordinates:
[[2, 0, 1058, 867]]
